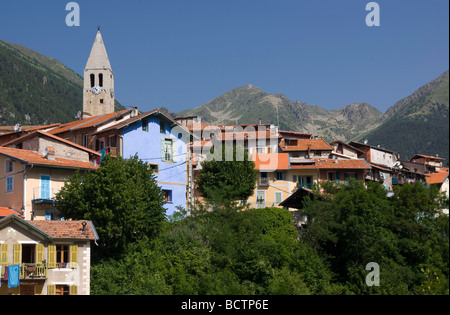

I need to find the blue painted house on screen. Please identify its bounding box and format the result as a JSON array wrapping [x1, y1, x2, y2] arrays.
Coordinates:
[[95, 109, 193, 216]]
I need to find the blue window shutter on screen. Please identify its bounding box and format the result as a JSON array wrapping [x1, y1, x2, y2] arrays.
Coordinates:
[[41, 175, 51, 199]]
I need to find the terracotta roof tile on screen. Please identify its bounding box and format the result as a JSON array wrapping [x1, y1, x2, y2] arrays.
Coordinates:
[[290, 158, 371, 170], [2, 130, 101, 156], [280, 139, 333, 151], [251, 153, 290, 171], [0, 207, 24, 218], [0, 147, 98, 170], [29, 220, 98, 240], [426, 168, 449, 184]]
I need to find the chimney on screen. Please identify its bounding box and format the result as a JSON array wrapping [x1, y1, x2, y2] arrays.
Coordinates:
[[44, 147, 55, 160]]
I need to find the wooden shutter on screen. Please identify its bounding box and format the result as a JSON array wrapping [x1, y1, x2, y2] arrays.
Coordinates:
[[172, 139, 177, 163], [70, 285, 78, 295], [48, 244, 56, 268], [70, 244, 78, 268], [36, 244, 44, 264], [35, 284, 44, 295], [0, 244, 7, 265], [13, 244, 21, 264], [47, 284, 55, 295]]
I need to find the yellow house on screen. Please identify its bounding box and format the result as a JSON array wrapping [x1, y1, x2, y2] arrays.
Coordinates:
[[248, 153, 292, 208], [0, 214, 99, 295]]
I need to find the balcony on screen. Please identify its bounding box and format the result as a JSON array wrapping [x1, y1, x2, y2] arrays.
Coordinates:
[[32, 188, 58, 204], [20, 263, 47, 280], [0, 264, 48, 280], [259, 177, 270, 186]]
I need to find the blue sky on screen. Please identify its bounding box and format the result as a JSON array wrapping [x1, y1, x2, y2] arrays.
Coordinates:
[[0, 0, 448, 114]]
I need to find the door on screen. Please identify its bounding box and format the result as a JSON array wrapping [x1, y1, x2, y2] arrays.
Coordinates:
[[40, 175, 51, 199], [20, 285, 35, 296]]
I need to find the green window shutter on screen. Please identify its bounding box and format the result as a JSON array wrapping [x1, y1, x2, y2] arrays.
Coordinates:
[[336, 172, 340, 183], [70, 285, 78, 295], [70, 245, 78, 268], [48, 245, 56, 269], [172, 139, 177, 163], [36, 244, 44, 265], [161, 138, 166, 162], [35, 285, 44, 295], [47, 285, 55, 295], [0, 244, 8, 265], [13, 244, 21, 265]]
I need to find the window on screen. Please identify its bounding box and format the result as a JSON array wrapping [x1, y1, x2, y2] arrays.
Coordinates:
[[256, 191, 266, 209], [56, 245, 69, 264], [22, 244, 36, 264], [160, 122, 165, 134], [163, 190, 173, 203], [82, 134, 89, 148], [162, 139, 174, 162], [260, 172, 269, 186], [298, 176, 313, 189], [6, 176, 13, 192], [275, 192, 283, 205], [275, 171, 284, 181], [90, 74, 95, 88], [55, 285, 70, 296], [40, 175, 51, 199], [108, 135, 117, 148], [148, 163, 159, 174], [5, 160, 14, 173], [142, 119, 148, 132], [98, 73, 103, 87]]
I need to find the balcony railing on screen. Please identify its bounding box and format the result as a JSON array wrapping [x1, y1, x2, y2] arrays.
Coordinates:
[[0, 264, 47, 280], [32, 188, 58, 203], [259, 177, 270, 186], [20, 263, 47, 280]]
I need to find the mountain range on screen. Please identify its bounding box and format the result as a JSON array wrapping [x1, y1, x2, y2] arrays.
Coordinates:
[[0, 39, 448, 163], [177, 71, 449, 162]]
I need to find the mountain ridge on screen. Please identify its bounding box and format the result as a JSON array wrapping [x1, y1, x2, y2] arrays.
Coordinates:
[[0, 40, 124, 126]]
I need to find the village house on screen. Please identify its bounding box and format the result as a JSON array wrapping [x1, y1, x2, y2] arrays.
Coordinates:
[[0, 214, 98, 295], [0, 145, 97, 221], [93, 109, 194, 216]]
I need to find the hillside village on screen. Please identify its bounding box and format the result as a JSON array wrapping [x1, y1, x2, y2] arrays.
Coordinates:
[[0, 30, 448, 295]]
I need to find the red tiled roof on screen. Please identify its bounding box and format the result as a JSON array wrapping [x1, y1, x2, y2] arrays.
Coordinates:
[[2, 130, 101, 156], [0, 124, 61, 134], [0, 147, 98, 170], [47, 110, 131, 135], [426, 168, 449, 185], [291, 158, 371, 170], [368, 162, 391, 171], [251, 153, 290, 171], [411, 154, 445, 161], [280, 139, 333, 151], [0, 207, 24, 218], [29, 220, 98, 240]]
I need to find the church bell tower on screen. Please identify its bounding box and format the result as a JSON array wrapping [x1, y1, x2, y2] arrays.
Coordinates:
[[83, 28, 115, 117]]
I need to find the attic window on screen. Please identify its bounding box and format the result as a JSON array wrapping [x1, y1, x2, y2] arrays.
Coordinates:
[[142, 119, 149, 132]]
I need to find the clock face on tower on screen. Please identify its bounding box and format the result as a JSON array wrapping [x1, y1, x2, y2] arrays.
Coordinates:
[[91, 85, 101, 95]]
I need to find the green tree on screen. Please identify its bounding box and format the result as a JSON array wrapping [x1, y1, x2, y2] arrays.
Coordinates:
[[301, 179, 449, 294], [55, 155, 166, 261], [196, 144, 258, 210]]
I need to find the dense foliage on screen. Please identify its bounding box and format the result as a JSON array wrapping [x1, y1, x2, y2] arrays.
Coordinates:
[[55, 153, 448, 295], [55, 155, 166, 262], [88, 179, 448, 295]]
